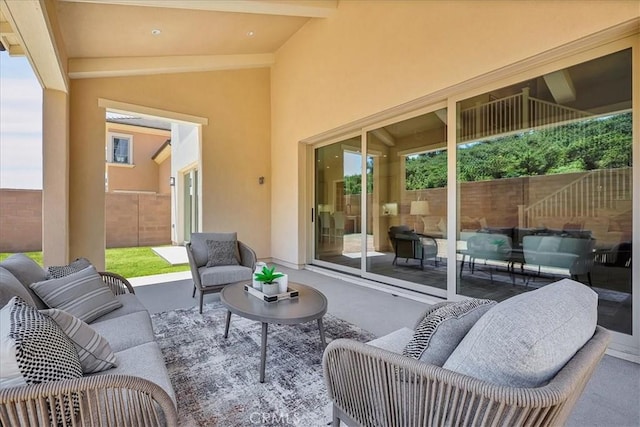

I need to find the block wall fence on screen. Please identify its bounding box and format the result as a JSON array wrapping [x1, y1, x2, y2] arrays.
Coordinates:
[[0, 189, 170, 252]]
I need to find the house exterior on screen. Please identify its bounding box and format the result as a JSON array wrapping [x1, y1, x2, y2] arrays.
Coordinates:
[[0, 1, 637, 359]]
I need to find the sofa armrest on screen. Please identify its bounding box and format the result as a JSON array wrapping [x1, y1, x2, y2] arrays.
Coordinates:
[[323, 327, 609, 427], [185, 242, 203, 291], [0, 374, 177, 427], [238, 241, 257, 270], [99, 271, 135, 295]]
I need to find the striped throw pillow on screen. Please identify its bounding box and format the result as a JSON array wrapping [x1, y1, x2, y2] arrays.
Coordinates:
[[41, 308, 117, 373], [30, 266, 122, 323]]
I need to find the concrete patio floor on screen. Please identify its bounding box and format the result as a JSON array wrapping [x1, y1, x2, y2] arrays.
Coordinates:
[[132, 266, 640, 427]]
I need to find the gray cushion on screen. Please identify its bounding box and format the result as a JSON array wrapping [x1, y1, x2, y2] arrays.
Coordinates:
[[199, 265, 252, 287], [91, 310, 155, 352], [41, 308, 117, 373], [190, 232, 238, 267], [403, 299, 496, 366], [90, 294, 148, 323], [90, 341, 176, 405], [0, 266, 36, 307], [205, 239, 239, 267], [443, 278, 598, 388], [0, 253, 48, 309], [30, 266, 122, 323], [367, 327, 414, 353]]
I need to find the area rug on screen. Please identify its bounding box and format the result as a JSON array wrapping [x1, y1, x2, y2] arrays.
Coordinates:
[[151, 302, 375, 426]]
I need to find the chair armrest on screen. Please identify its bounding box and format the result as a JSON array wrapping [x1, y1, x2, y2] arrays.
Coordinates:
[[0, 374, 177, 426], [185, 242, 203, 290], [323, 327, 609, 427], [238, 241, 257, 270], [99, 271, 135, 295]]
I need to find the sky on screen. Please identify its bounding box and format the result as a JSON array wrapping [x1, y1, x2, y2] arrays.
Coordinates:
[[0, 51, 43, 189]]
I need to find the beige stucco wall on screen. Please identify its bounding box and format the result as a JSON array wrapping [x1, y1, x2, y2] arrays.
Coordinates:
[[105, 125, 169, 193], [70, 69, 271, 268], [271, 0, 640, 266]]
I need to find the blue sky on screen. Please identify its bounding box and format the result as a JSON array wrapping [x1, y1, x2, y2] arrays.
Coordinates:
[[0, 51, 42, 189]]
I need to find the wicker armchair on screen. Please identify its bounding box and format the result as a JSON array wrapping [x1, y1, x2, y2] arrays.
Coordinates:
[[323, 326, 609, 427], [0, 272, 178, 426]]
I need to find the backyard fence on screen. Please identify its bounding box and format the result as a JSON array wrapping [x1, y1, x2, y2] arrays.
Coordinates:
[[0, 189, 170, 252]]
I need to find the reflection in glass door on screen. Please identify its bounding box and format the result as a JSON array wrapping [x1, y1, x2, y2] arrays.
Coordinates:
[[314, 137, 363, 272], [363, 110, 448, 295]]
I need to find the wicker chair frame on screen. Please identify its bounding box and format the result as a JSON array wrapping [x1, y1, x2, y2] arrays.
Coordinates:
[[323, 326, 610, 427]]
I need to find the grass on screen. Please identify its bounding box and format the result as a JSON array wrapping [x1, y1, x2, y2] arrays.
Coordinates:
[[0, 246, 190, 278]]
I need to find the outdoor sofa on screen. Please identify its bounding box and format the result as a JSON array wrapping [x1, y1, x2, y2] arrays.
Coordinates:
[[0, 253, 177, 426], [324, 278, 610, 427]]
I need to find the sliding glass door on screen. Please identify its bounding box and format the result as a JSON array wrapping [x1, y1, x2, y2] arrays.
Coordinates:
[[455, 48, 633, 336]]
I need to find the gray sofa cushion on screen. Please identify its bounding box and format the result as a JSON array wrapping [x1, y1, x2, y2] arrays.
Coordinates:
[[91, 311, 156, 353], [199, 265, 252, 287], [190, 232, 238, 267], [30, 266, 122, 323], [0, 253, 48, 309], [367, 327, 414, 353], [90, 293, 148, 323], [443, 278, 598, 388], [90, 341, 176, 405], [403, 299, 496, 366], [0, 266, 36, 307]]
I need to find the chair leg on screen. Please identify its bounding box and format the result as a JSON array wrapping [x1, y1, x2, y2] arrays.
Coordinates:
[[192, 284, 196, 298], [199, 291, 204, 314]]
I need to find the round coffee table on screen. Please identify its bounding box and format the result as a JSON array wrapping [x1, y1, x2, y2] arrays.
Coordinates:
[[220, 281, 328, 383]]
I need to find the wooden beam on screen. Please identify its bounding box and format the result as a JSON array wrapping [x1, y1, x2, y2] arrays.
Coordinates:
[[371, 128, 395, 147], [69, 53, 275, 79], [58, 0, 337, 18], [543, 69, 576, 104]]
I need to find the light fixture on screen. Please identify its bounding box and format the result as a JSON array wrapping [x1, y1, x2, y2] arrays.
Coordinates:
[[410, 200, 430, 231], [151, 29, 161, 36], [169, 176, 175, 186], [247, 30, 255, 37]]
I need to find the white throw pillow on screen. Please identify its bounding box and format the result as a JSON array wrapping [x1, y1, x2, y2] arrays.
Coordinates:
[[41, 308, 117, 373]]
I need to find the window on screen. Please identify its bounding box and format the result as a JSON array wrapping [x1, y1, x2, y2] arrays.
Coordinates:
[[107, 133, 133, 164]]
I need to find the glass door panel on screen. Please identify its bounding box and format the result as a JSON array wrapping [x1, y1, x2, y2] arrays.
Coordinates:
[[456, 49, 633, 335], [314, 137, 362, 272], [363, 110, 448, 294]]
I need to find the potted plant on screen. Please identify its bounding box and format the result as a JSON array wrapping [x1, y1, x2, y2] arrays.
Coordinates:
[[254, 265, 284, 296]]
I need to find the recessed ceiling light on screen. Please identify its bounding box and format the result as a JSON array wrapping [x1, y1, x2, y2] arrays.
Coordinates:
[[247, 31, 255, 37], [151, 29, 161, 36]]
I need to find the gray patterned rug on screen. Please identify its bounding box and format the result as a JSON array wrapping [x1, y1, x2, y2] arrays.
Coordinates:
[[151, 302, 375, 426]]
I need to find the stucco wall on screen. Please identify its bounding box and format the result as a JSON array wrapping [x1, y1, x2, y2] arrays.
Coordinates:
[[106, 125, 170, 193], [70, 68, 271, 268], [270, 0, 639, 265]]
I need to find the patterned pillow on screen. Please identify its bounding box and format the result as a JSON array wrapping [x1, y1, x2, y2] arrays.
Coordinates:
[[30, 266, 122, 323], [0, 297, 83, 424], [41, 308, 117, 373], [402, 299, 496, 366], [46, 258, 93, 279], [206, 239, 240, 267]]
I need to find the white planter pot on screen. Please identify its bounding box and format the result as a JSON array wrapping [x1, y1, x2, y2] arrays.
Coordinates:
[[261, 283, 280, 296], [276, 273, 288, 293]]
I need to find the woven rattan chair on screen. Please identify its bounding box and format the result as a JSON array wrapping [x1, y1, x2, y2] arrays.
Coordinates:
[[0, 273, 178, 427], [323, 326, 609, 427]]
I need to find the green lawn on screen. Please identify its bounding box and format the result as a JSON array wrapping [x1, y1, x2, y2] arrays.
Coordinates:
[[0, 247, 190, 279]]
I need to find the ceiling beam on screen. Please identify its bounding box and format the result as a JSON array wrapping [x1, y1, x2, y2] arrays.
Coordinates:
[[58, 0, 337, 18], [69, 53, 275, 79], [371, 128, 395, 147], [543, 69, 576, 104], [1, 0, 67, 91]]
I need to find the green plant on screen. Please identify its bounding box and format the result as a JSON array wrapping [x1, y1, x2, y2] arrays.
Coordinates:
[[253, 265, 284, 284]]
